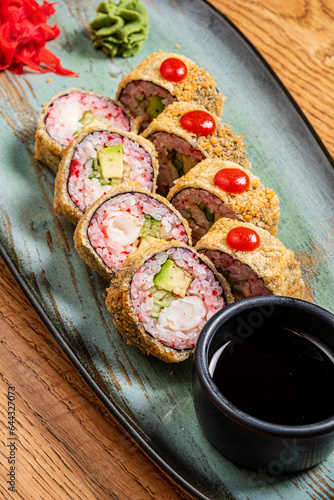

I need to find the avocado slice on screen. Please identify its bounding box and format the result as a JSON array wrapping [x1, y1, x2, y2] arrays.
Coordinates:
[[146, 96, 164, 118], [86, 118, 107, 129], [138, 235, 157, 251], [97, 144, 123, 179], [153, 259, 193, 298]]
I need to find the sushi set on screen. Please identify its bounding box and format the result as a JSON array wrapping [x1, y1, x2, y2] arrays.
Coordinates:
[[34, 50, 305, 363], [1, 0, 333, 497]]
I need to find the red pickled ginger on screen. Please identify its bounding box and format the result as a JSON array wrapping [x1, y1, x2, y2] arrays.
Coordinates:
[[0, 0, 78, 76]]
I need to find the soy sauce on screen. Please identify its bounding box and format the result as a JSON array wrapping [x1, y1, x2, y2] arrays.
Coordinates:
[[209, 324, 334, 425]]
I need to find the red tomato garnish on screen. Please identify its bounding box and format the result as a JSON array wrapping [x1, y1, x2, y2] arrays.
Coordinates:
[[180, 110, 216, 136], [226, 227, 260, 252], [160, 57, 188, 82], [214, 168, 250, 194]]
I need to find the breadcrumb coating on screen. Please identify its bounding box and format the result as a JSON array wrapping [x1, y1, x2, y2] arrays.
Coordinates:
[[35, 87, 139, 174], [168, 158, 280, 235], [116, 51, 226, 117], [142, 101, 250, 169], [195, 219, 305, 299]]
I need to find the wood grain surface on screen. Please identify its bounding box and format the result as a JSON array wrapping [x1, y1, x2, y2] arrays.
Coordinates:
[[0, 1, 333, 499]]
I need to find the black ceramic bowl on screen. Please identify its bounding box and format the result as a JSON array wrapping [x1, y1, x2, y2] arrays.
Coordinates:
[[193, 296, 334, 474]]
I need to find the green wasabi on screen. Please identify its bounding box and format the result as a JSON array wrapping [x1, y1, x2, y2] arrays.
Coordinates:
[[90, 0, 149, 58]]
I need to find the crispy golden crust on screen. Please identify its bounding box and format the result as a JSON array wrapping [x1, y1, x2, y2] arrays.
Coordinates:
[[106, 240, 234, 363], [116, 51, 226, 117], [74, 181, 193, 280], [53, 125, 159, 225], [195, 219, 305, 299], [34, 87, 140, 174], [167, 158, 280, 235], [142, 101, 250, 169]]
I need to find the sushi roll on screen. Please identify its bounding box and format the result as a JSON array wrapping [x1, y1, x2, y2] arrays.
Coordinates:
[[74, 182, 192, 280], [35, 88, 139, 173], [116, 51, 225, 132], [196, 219, 305, 301], [54, 126, 159, 225], [168, 158, 280, 244], [142, 101, 250, 196], [106, 240, 234, 362]]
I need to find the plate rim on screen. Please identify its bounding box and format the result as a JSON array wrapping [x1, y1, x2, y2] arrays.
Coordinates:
[[1, 0, 333, 498], [202, 0, 334, 170]]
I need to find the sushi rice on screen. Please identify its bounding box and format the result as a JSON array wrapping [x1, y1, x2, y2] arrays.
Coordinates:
[[45, 91, 130, 146], [131, 247, 225, 350], [68, 130, 155, 213], [88, 192, 189, 273]]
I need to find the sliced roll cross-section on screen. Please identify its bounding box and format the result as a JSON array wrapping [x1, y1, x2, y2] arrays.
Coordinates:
[[116, 51, 225, 132], [142, 102, 250, 196], [35, 88, 138, 173], [196, 219, 305, 301], [54, 127, 159, 224], [168, 158, 280, 244], [106, 241, 234, 363], [74, 182, 192, 280]]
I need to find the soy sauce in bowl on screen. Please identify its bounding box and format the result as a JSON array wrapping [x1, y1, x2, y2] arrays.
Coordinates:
[[209, 323, 334, 426], [193, 297, 334, 472]]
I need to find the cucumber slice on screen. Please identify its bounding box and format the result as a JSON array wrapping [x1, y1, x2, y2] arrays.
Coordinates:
[[79, 110, 94, 126], [171, 152, 184, 177], [92, 158, 99, 171], [147, 96, 164, 118]]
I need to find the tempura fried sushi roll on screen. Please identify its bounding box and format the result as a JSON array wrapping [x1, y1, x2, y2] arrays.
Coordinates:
[[54, 127, 159, 224], [168, 158, 280, 244], [142, 102, 250, 196], [106, 241, 234, 362], [74, 182, 192, 280], [116, 51, 225, 132], [35, 88, 139, 173], [196, 219, 305, 301]]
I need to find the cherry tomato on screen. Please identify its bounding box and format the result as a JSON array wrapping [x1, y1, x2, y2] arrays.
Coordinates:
[[214, 168, 250, 194], [226, 227, 260, 252], [180, 110, 216, 136], [160, 58, 188, 82]]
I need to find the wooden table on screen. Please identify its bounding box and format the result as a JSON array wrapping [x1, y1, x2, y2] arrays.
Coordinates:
[[0, 1, 333, 498]]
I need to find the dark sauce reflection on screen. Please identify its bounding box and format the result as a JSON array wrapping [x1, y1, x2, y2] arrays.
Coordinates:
[[209, 324, 334, 426]]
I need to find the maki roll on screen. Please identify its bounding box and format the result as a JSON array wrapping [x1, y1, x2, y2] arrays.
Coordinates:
[[168, 158, 280, 244], [54, 126, 159, 224], [116, 51, 225, 132], [142, 102, 250, 196], [74, 182, 192, 280], [196, 219, 305, 301], [106, 241, 233, 362], [35, 88, 139, 173]]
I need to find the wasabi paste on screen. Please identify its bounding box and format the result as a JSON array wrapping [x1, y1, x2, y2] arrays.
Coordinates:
[[90, 0, 149, 58]]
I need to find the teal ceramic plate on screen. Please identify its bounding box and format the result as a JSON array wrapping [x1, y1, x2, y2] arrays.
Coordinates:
[[0, 1, 333, 498]]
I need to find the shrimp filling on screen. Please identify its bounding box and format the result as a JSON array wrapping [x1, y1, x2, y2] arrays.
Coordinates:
[[88, 193, 189, 272], [131, 247, 225, 349], [45, 92, 130, 146]]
